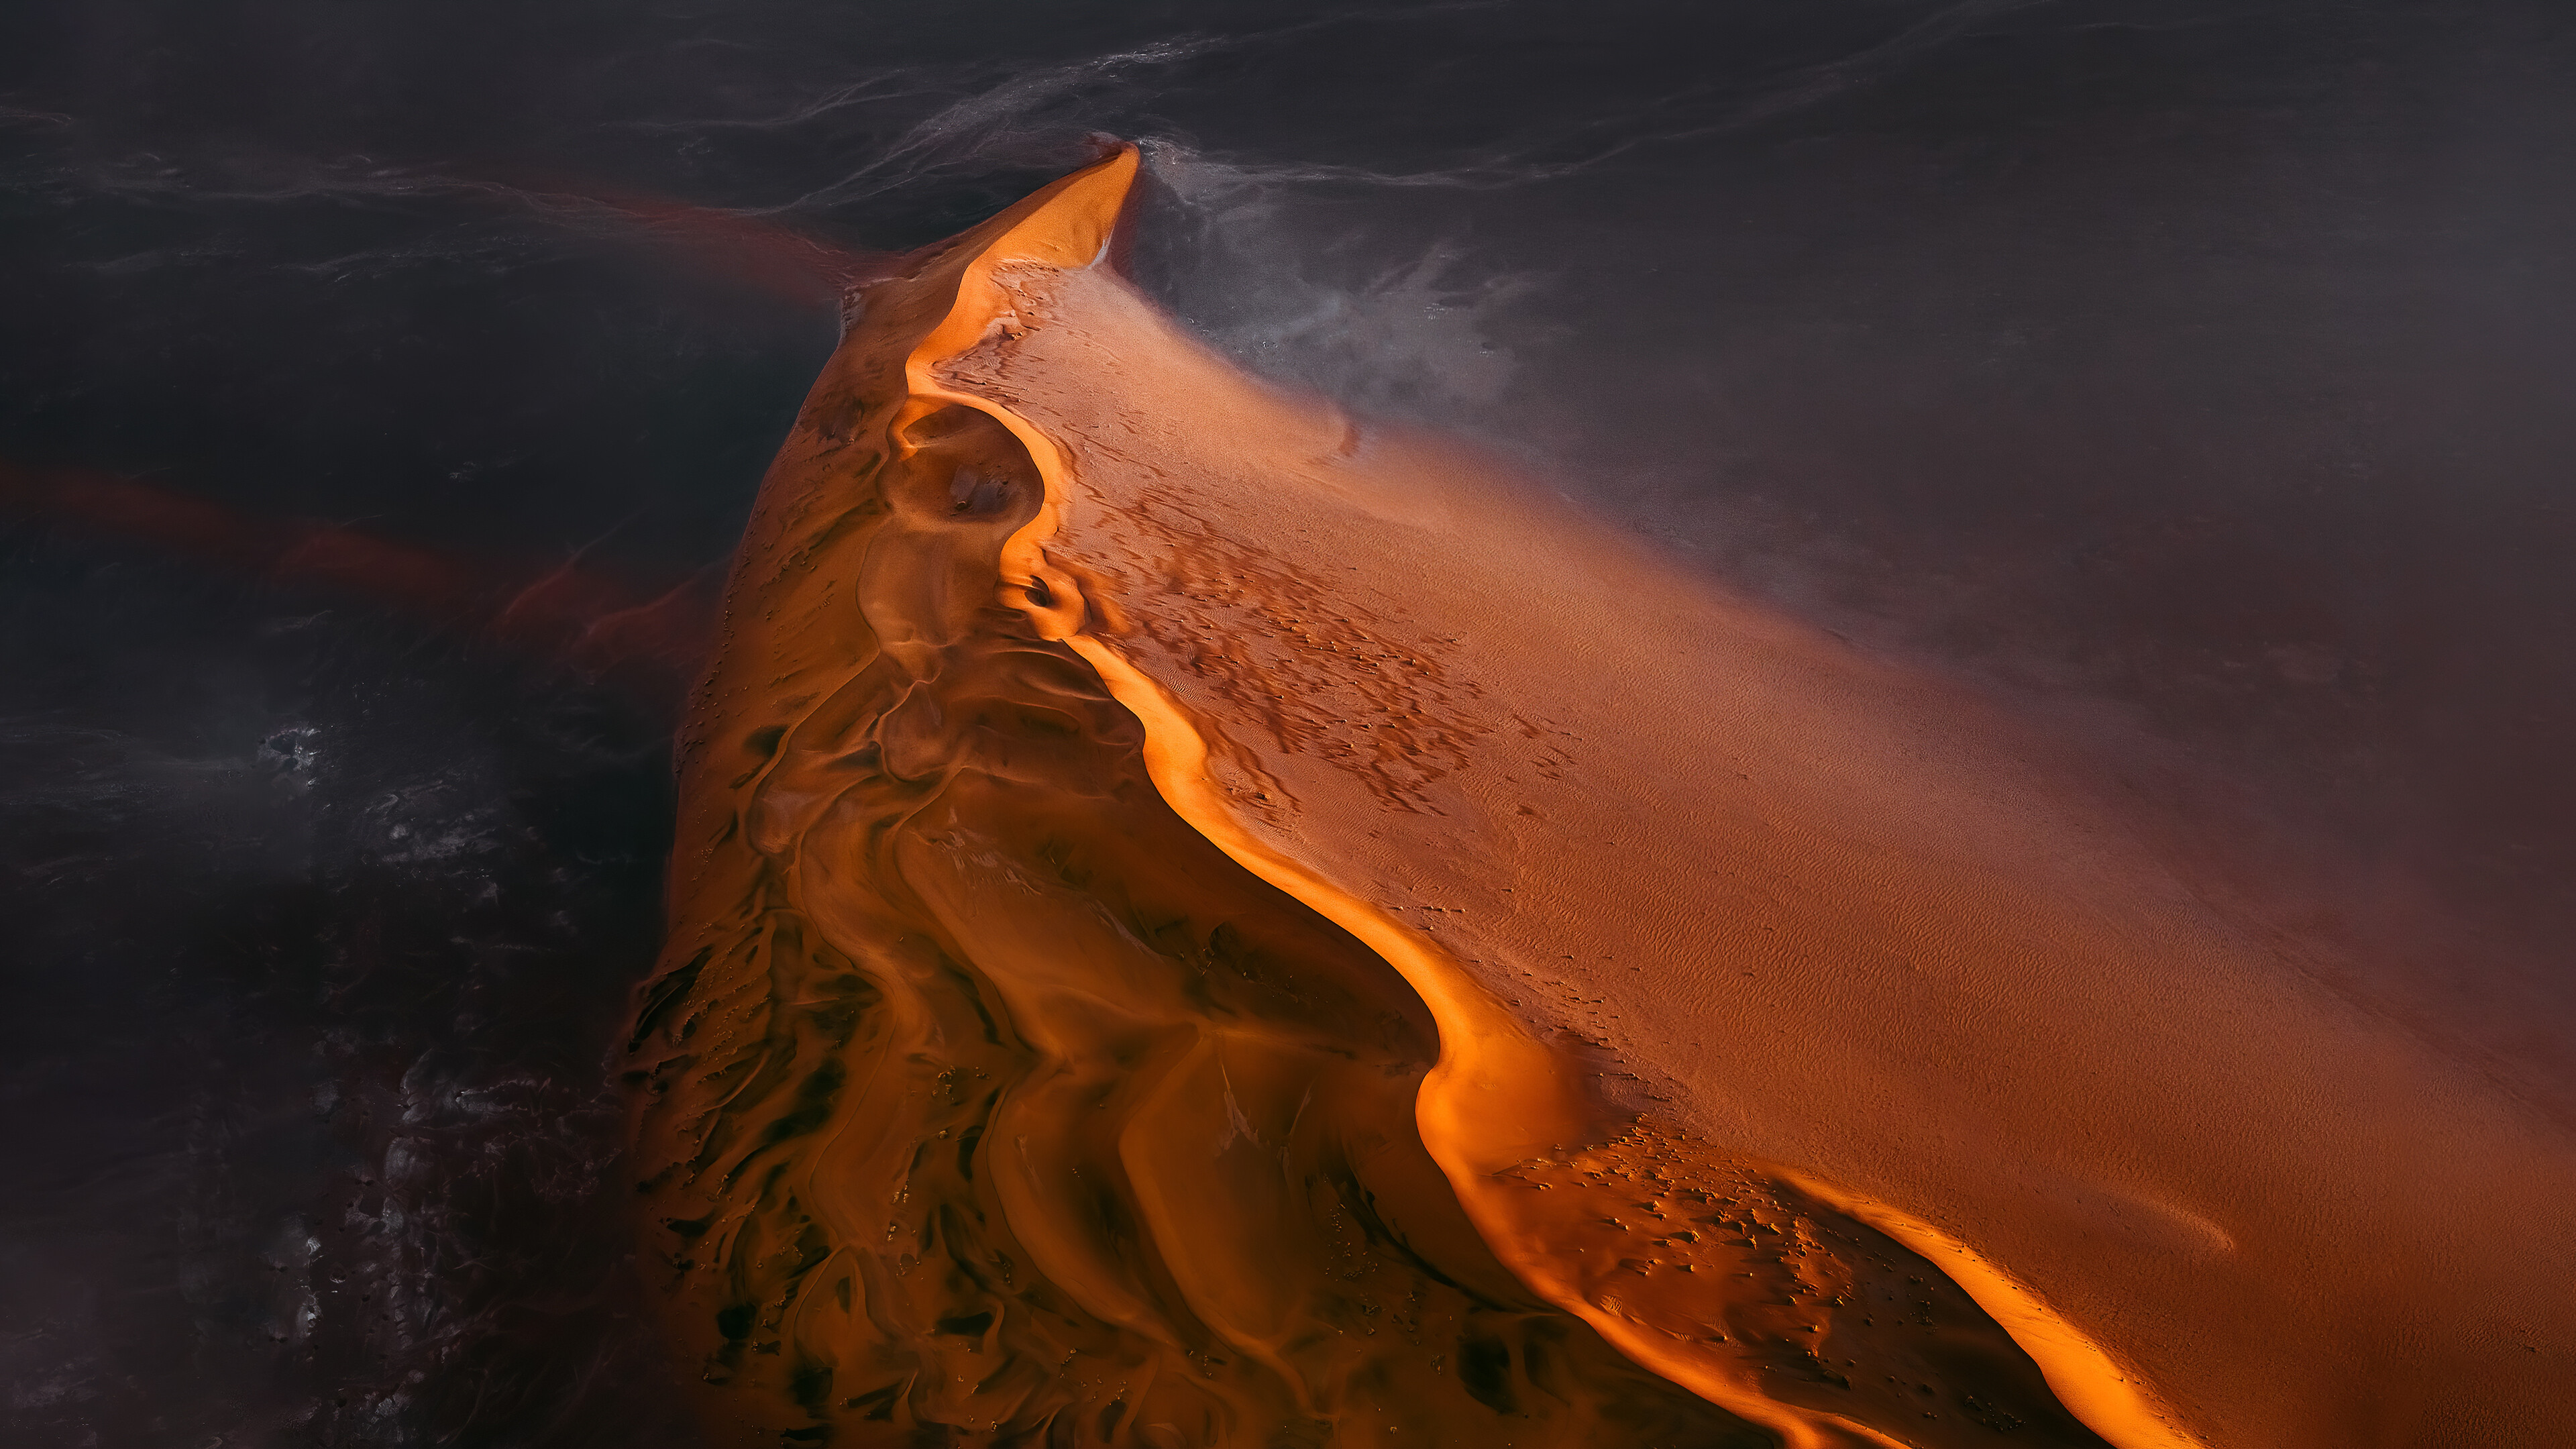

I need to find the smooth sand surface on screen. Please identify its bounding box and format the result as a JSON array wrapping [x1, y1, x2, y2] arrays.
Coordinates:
[[628, 150, 2576, 1447]]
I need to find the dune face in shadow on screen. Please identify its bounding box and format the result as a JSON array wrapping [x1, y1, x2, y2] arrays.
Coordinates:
[[630, 150, 2576, 1448], [625, 152, 1776, 1448], [625, 559, 1742, 1449], [625, 152, 2110, 1449]]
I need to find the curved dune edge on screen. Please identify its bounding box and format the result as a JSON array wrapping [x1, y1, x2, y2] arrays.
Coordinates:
[[899, 146, 1136, 647], [1766, 1167, 2198, 1449], [630, 142, 2222, 1448], [631, 140, 1777, 1448], [924, 146, 2201, 1449], [1065, 634, 2196, 1449]]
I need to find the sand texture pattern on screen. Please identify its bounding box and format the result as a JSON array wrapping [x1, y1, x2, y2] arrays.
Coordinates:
[[627, 150, 2576, 1448]]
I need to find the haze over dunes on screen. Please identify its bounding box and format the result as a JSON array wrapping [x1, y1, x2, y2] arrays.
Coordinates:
[[627, 149, 2576, 1448]]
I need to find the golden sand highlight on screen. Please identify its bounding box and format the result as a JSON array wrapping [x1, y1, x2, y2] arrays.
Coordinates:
[[629, 146, 2576, 1448]]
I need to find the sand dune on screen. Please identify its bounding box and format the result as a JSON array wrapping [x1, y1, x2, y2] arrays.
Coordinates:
[[626, 148, 2576, 1447]]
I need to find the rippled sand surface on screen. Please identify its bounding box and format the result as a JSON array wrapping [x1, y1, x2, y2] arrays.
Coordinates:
[[627, 150, 2576, 1448]]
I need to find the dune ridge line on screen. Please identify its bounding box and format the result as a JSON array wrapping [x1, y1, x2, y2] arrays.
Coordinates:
[[943, 146, 2191, 1449]]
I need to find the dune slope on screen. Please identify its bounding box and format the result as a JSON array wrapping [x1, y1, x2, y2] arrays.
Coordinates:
[[627, 149, 2576, 1448]]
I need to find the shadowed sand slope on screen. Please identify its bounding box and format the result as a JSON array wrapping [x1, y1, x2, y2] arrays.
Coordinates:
[[627, 150, 2576, 1448]]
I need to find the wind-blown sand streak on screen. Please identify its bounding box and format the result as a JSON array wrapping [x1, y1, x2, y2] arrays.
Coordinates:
[[627, 148, 2576, 1447]]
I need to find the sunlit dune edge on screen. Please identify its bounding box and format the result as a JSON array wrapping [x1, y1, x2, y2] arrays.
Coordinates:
[[625, 148, 2576, 1448]]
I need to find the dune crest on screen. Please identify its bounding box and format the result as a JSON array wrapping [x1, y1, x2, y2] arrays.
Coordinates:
[[629, 146, 1772, 1449], [629, 149, 2576, 1448], [1073, 638, 2150, 1449]]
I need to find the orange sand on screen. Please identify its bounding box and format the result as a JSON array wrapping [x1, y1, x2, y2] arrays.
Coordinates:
[[626, 149, 2576, 1447]]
